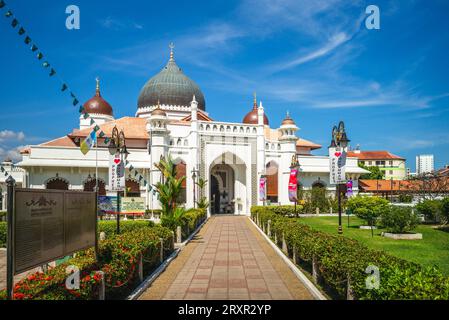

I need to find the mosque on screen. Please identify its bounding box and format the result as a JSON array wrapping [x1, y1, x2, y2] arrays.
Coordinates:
[[15, 46, 366, 215]]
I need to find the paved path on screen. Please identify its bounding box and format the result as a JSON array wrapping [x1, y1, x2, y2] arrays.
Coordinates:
[[0, 249, 40, 291], [139, 215, 314, 300]]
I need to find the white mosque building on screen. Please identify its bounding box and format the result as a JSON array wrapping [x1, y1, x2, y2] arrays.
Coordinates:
[[15, 47, 366, 216]]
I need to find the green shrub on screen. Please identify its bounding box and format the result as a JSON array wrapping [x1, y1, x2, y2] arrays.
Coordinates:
[[379, 206, 420, 233], [0, 211, 6, 220], [0, 222, 6, 248], [0, 224, 174, 300], [398, 194, 413, 203], [98, 220, 155, 236], [347, 196, 389, 226], [416, 200, 442, 222], [251, 206, 449, 300], [441, 198, 449, 224]]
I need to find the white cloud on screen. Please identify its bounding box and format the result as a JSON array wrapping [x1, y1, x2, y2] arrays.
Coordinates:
[[0, 130, 25, 142], [0, 145, 25, 162]]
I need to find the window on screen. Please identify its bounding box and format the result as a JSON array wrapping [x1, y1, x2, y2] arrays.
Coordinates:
[[389, 161, 393, 166], [389, 170, 393, 175]]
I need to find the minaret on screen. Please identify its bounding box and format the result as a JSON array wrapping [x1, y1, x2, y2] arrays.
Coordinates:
[[188, 95, 199, 208], [278, 112, 299, 205], [256, 96, 266, 205], [146, 101, 170, 210]]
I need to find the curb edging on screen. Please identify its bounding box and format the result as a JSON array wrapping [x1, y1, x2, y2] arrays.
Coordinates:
[[249, 217, 327, 301]]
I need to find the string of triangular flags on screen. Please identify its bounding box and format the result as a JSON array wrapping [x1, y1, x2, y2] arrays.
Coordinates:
[[0, 0, 157, 196]]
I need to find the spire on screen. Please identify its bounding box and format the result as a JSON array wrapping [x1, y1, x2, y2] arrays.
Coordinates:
[[253, 92, 257, 109], [169, 42, 175, 61], [192, 95, 197, 103], [95, 77, 101, 97]]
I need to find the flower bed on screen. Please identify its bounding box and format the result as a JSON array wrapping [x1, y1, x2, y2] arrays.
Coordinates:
[[181, 209, 207, 238], [98, 220, 156, 236], [251, 206, 449, 300], [0, 224, 174, 300]]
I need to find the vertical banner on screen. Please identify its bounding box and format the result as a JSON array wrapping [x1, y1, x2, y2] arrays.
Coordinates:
[[329, 147, 347, 185], [259, 176, 267, 202], [288, 168, 298, 202], [346, 179, 353, 198], [109, 152, 125, 192]]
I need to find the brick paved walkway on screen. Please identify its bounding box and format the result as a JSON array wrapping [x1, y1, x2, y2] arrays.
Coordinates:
[[139, 215, 314, 300]]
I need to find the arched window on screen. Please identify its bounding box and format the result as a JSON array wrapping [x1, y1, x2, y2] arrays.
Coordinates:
[[266, 161, 278, 203], [312, 180, 326, 189], [173, 160, 187, 204], [46, 177, 69, 190], [83, 178, 106, 195]]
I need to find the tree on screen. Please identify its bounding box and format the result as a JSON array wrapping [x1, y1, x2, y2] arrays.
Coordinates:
[[440, 198, 449, 225], [347, 195, 389, 226], [154, 155, 187, 230], [359, 164, 385, 180], [195, 178, 209, 210], [379, 206, 420, 234]]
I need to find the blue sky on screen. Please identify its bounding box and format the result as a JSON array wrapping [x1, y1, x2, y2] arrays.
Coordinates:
[[0, 0, 448, 171]]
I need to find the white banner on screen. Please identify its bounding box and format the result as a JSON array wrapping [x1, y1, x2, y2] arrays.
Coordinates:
[[109, 152, 125, 191], [329, 147, 347, 185]]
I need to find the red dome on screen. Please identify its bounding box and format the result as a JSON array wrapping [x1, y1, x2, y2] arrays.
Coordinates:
[[242, 100, 269, 125], [83, 79, 113, 116]]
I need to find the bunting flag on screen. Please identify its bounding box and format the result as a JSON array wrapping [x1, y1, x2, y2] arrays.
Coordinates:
[[0, 1, 156, 190], [80, 129, 97, 155]]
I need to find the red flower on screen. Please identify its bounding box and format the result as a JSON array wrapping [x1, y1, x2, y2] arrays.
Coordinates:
[[27, 275, 36, 281], [83, 275, 91, 282], [13, 293, 25, 300], [45, 276, 53, 281], [116, 280, 122, 286], [94, 273, 102, 282]]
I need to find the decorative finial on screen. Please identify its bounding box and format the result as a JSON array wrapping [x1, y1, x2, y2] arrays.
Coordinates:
[[286, 110, 290, 118], [253, 92, 257, 109], [95, 77, 100, 96], [157, 99, 161, 108], [169, 42, 175, 60]]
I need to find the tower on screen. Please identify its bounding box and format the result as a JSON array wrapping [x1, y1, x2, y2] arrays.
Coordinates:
[[278, 112, 299, 204], [80, 78, 114, 129], [146, 101, 170, 209]]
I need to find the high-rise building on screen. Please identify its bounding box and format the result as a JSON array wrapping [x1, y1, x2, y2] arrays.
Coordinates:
[[416, 154, 434, 174]]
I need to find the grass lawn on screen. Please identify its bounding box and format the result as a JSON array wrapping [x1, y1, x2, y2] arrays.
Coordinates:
[[298, 216, 449, 275]]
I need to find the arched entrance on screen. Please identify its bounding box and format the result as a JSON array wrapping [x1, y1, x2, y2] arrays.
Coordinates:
[[210, 164, 235, 214], [208, 151, 247, 215]]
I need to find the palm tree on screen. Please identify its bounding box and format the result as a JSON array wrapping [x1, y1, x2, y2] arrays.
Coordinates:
[[195, 178, 209, 209], [154, 155, 187, 230]]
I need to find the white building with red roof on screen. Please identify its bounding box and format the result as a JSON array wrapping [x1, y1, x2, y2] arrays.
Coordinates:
[[16, 47, 367, 215]]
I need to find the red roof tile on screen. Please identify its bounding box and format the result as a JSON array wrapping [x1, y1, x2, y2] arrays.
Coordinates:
[[347, 151, 404, 160]]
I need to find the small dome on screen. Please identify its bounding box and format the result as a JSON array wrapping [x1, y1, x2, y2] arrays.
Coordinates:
[[281, 112, 296, 126], [242, 96, 269, 125], [83, 78, 113, 116], [137, 45, 206, 111], [151, 103, 167, 117]]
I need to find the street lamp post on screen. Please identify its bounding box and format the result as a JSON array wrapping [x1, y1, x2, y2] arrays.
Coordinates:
[[330, 121, 350, 235], [109, 126, 129, 234], [192, 170, 197, 209]]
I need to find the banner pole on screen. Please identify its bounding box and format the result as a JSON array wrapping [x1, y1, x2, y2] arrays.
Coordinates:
[[6, 176, 16, 300]]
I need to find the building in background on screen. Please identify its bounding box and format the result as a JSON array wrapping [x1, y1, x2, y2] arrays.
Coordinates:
[[347, 148, 406, 180], [416, 154, 434, 175]]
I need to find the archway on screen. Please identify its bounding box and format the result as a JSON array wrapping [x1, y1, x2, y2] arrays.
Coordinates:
[[46, 177, 69, 190], [208, 151, 247, 215], [210, 164, 235, 214]]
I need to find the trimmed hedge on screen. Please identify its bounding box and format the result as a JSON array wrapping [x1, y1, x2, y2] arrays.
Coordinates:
[[0, 224, 174, 300], [98, 220, 156, 236], [251, 206, 449, 300], [0, 222, 5, 248], [181, 209, 207, 238]]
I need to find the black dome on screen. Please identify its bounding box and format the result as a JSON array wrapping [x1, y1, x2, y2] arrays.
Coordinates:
[[137, 52, 206, 111]]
